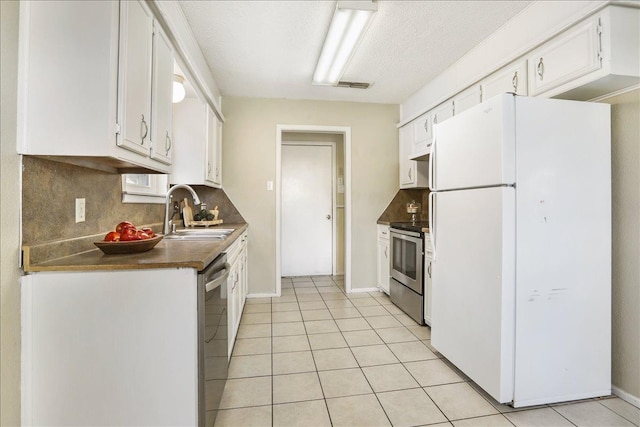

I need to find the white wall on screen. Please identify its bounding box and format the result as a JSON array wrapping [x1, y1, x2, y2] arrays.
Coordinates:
[[604, 89, 640, 402], [222, 97, 398, 294], [0, 1, 22, 424]]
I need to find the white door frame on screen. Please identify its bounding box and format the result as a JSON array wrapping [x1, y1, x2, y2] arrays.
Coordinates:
[[282, 141, 337, 276], [276, 125, 352, 296]]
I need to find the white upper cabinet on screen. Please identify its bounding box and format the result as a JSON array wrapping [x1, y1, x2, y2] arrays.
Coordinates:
[[171, 99, 223, 188], [117, 0, 153, 157], [412, 112, 432, 154], [527, 18, 601, 97], [527, 6, 639, 100], [432, 100, 454, 127], [205, 106, 222, 186], [453, 85, 482, 116], [150, 22, 175, 165], [17, 0, 173, 174], [399, 124, 429, 189], [481, 60, 528, 101]]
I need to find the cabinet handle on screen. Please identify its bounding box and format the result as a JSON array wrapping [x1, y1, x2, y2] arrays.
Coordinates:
[[216, 167, 220, 179], [537, 58, 544, 80], [427, 262, 432, 278], [408, 167, 412, 180], [423, 117, 428, 133], [207, 162, 212, 175], [165, 131, 172, 155], [384, 247, 388, 258], [512, 71, 518, 91], [140, 114, 148, 144]]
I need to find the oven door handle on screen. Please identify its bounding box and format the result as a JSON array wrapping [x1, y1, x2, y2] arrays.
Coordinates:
[[429, 192, 436, 260], [205, 263, 231, 293]]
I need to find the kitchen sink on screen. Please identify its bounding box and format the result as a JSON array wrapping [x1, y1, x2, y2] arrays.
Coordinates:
[[163, 228, 235, 240]]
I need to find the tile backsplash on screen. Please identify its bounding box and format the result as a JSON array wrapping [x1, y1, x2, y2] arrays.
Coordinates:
[[377, 189, 430, 223], [22, 157, 245, 247]]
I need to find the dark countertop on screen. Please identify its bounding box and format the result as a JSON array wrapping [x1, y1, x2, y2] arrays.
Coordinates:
[[23, 224, 248, 273]]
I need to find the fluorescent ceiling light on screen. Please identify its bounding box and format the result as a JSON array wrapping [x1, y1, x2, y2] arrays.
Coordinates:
[[173, 74, 186, 103], [313, 1, 377, 86]]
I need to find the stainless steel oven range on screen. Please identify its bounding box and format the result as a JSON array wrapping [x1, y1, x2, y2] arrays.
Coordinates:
[[389, 221, 428, 325]]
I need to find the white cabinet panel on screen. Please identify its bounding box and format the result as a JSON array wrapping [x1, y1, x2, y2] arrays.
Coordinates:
[[17, 1, 170, 173], [432, 101, 454, 126], [453, 85, 482, 116], [412, 112, 432, 153], [117, 0, 154, 157], [482, 60, 528, 100], [376, 224, 390, 295], [150, 22, 174, 165], [527, 17, 601, 97], [400, 122, 430, 189], [172, 99, 222, 188], [205, 106, 222, 186], [21, 269, 198, 426]]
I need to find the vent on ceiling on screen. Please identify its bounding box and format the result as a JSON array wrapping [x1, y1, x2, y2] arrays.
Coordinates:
[[336, 81, 371, 89]]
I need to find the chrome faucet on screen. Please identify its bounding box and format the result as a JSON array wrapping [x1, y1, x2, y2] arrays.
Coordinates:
[[164, 184, 202, 235]]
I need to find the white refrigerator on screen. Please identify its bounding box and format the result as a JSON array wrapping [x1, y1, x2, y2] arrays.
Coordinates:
[[428, 93, 611, 408]]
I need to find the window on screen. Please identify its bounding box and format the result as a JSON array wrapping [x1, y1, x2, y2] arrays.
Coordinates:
[[121, 174, 168, 204]]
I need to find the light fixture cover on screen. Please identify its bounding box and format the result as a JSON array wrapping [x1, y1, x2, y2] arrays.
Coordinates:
[[173, 74, 186, 103], [313, 1, 377, 86]]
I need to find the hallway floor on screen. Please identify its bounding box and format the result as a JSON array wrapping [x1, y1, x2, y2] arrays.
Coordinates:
[[214, 275, 639, 426]]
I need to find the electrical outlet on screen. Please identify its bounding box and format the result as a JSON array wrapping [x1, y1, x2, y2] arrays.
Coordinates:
[[267, 181, 274, 191], [75, 198, 85, 223]]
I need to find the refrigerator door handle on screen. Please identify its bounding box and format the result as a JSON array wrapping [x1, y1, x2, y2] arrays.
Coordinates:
[[429, 192, 436, 260]]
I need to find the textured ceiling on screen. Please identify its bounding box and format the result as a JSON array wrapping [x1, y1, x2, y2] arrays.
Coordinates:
[[179, 0, 532, 104]]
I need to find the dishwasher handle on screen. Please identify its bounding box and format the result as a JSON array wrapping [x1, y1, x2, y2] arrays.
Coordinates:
[[205, 263, 231, 293]]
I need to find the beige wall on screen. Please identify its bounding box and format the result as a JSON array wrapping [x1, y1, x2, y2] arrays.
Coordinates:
[[604, 89, 640, 401], [1, 1, 22, 424], [222, 97, 399, 294]]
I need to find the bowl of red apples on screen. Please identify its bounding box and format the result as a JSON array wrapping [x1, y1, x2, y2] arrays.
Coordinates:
[[94, 221, 163, 254]]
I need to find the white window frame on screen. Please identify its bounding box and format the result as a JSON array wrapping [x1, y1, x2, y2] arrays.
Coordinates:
[[121, 174, 168, 204]]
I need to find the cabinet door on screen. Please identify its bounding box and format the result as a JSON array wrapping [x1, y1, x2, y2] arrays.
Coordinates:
[[205, 106, 222, 187], [399, 125, 415, 187], [117, 0, 153, 156], [482, 60, 528, 101], [527, 17, 602, 96], [453, 85, 482, 116], [432, 101, 454, 127], [412, 112, 432, 153], [377, 239, 390, 295], [424, 252, 433, 325], [150, 21, 174, 165]]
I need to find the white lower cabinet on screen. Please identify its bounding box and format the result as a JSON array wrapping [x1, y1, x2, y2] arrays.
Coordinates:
[[226, 231, 248, 356], [376, 225, 390, 294], [424, 234, 433, 326], [21, 269, 199, 426]]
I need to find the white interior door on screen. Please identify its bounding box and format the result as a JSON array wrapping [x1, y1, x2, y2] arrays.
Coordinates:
[[282, 145, 333, 276]]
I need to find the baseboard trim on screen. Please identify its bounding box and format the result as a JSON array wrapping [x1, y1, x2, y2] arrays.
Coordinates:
[[612, 385, 640, 409], [247, 293, 278, 298], [348, 287, 379, 294]]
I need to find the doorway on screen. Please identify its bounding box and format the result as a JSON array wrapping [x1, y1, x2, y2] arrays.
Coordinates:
[[281, 143, 334, 276], [276, 125, 352, 296]]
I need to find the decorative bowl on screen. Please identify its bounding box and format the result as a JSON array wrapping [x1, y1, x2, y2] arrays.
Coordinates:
[[94, 235, 163, 255]]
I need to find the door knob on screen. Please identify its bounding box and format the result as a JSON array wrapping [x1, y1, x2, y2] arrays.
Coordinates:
[[326, 214, 331, 220]]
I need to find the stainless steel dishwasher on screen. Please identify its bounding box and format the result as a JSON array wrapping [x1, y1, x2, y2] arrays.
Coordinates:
[[197, 253, 230, 427]]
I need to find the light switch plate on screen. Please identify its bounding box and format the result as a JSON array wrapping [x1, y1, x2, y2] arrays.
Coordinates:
[[267, 181, 274, 191], [75, 198, 85, 223]]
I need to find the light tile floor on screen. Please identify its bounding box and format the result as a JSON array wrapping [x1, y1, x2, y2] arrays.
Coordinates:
[[214, 275, 640, 427]]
